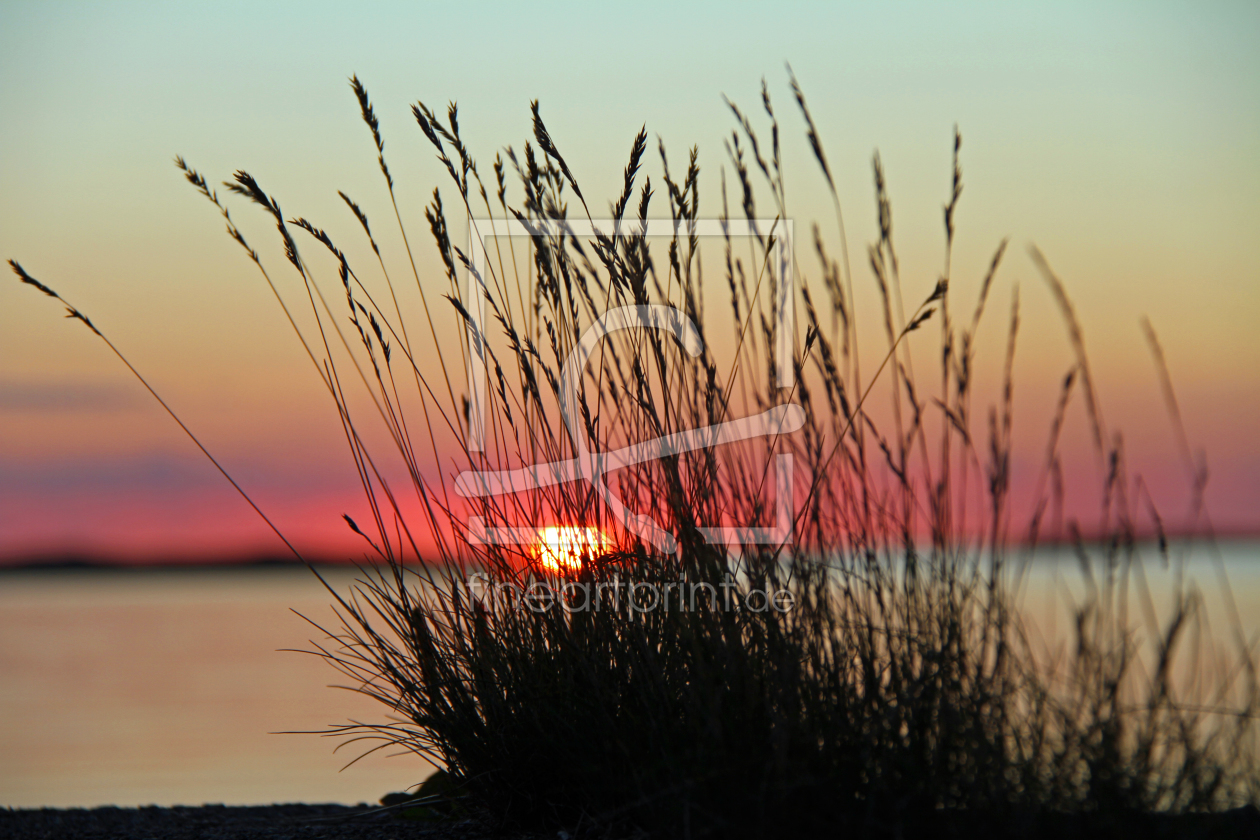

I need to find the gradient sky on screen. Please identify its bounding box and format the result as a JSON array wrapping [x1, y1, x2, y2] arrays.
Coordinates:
[[2, 1, 1257, 562]]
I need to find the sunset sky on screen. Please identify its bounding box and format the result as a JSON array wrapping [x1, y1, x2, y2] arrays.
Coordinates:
[[2, 1, 1257, 563]]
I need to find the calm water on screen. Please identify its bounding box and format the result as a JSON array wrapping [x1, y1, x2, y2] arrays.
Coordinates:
[[2, 546, 1258, 808], [0, 566, 436, 808]]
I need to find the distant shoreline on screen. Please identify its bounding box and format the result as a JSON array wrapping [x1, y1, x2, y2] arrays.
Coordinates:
[[0, 555, 376, 572], [3, 535, 1258, 572]]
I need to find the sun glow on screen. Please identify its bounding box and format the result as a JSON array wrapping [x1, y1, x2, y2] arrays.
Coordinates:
[[536, 526, 608, 572]]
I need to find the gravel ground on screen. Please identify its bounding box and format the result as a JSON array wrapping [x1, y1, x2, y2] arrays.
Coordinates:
[[5, 803, 1260, 838], [0, 804, 545, 840]]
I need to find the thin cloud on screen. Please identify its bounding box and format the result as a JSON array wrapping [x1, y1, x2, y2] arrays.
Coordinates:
[[0, 381, 140, 412]]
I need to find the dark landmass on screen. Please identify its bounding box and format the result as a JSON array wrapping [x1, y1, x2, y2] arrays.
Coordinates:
[[0, 554, 363, 572], [3, 534, 1258, 573]]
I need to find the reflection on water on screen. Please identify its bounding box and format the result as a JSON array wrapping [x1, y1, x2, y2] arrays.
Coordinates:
[[0, 565, 435, 808], [1, 545, 1257, 808]]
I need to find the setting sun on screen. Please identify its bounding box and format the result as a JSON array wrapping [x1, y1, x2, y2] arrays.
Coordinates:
[[536, 526, 608, 573]]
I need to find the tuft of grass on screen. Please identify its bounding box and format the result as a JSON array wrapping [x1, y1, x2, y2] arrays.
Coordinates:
[[12, 70, 1259, 838]]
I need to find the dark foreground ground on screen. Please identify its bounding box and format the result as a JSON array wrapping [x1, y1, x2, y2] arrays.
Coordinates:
[[0, 804, 545, 840], [4, 803, 1260, 839]]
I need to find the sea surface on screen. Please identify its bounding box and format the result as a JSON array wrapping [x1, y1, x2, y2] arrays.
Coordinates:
[[0, 565, 436, 809], [2, 544, 1258, 809]]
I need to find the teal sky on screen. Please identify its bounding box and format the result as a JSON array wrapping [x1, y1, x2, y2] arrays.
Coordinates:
[[2, 1, 1258, 559]]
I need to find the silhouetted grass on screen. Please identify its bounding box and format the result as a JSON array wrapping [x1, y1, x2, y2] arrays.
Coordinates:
[[12, 70, 1258, 838]]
